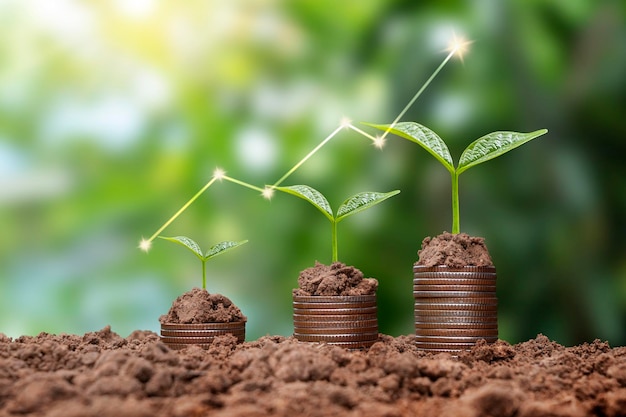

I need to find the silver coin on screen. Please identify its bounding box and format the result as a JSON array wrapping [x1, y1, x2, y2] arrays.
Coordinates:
[[294, 326, 379, 335], [294, 332, 379, 343], [293, 314, 378, 322], [293, 319, 379, 328], [414, 322, 498, 330], [160, 329, 246, 337], [160, 321, 246, 331], [294, 306, 378, 315]]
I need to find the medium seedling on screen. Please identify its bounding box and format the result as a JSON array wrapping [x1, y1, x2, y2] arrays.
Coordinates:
[[276, 185, 400, 262], [365, 122, 547, 233], [158, 236, 248, 290]]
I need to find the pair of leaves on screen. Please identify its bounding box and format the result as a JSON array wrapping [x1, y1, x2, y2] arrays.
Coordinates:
[[276, 185, 400, 223], [365, 122, 548, 175], [158, 236, 248, 262]]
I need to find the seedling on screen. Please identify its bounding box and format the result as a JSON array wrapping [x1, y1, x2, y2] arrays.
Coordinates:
[[365, 122, 547, 233], [276, 185, 400, 262], [158, 236, 248, 290]]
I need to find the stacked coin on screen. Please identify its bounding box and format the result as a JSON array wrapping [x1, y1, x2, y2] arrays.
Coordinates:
[[293, 295, 379, 349], [160, 321, 246, 350], [413, 265, 498, 354]]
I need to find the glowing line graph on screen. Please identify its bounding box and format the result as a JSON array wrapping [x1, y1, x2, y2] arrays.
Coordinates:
[[140, 35, 471, 252]]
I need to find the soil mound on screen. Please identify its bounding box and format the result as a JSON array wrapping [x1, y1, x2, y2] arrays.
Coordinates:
[[294, 261, 378, 296], [417, 232, 493, 267], [159, 288, 246, 324], [0, 329, 624, 416]]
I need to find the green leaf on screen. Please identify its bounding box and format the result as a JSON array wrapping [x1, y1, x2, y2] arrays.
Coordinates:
[[158, 236, 204, 260], [205, 240, 248, 260], [364, 122, 454, 173], [276, 185, 334, 222], [457, 129, 548, 175], [336, 190, 400, 223]]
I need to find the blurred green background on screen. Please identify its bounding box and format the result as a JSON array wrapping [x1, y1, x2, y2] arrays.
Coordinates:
[[1, 0, 625, 347]]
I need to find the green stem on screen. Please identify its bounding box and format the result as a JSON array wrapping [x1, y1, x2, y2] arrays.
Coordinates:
[[201, 260, 207, 290], [451, 171, 460, 234], [331, 220, 338, 262]]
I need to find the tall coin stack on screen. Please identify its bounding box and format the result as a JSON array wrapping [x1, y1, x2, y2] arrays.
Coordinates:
[[413, 265, 498, 354], [293, 295, 379, 350]]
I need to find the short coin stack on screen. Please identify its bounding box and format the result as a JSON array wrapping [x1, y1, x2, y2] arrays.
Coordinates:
[[293, 295, 379, 350], [413, 265, 498, 353], [160, 321, 246, 350]]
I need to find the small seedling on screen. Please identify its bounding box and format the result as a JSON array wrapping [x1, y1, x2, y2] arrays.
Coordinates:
[[158, 236, 248, 290], [276, 185, 400, 262], [365, 122, 547, 233]]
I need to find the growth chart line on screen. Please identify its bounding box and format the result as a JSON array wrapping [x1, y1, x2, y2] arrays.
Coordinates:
[[139, 176, 220, 251], [140, 33, 472, 252], [270, 121, 348, 189]]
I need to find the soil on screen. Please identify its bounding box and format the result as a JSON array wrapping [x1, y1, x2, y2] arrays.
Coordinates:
[[293, 261, 379, 296], [417, 232, 494, 267], [159, 288, 246, 324], [0, 328, 625, 417]]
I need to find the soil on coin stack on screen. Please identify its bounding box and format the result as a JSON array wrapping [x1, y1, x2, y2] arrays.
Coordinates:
[[159, 287, 246, 324], [416, 232, 494, 267], [293, 261, 378, 296], [0, 328, 625, 417]]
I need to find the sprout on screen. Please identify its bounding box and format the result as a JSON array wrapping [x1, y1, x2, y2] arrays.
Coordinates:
[[158, 236, 248, 290], [277, 185, 400, 262], [365, 122, 547, 234]]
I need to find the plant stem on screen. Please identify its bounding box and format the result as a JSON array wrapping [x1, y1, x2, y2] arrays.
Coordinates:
[[201, 260, 207, 290], [331, 220, 338, 262], [451, 171, 460, 234]]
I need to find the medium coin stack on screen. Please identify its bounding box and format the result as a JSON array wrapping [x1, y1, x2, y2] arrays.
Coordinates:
[[293, 295, 379, 350], [160, 321, 246, 350], [413, 265, 498, 353]]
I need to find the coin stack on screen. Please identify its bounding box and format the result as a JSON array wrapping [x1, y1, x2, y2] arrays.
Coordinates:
[[413, 265, 498, 353], [293, 295, 379, 349], [160, 321, 246, 350]]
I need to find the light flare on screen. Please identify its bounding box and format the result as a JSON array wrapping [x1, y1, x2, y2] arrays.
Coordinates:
[[373, 136, 386, 149], [446, 31, 473, 64], [339, 116, 352, 129], [213, 167, 226, 180], [262, 186, 275, 200], [138, 238, 152, 252]]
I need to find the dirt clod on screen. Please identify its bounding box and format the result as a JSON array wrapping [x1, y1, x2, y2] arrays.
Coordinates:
[[159, 288, 246, 324], [294, 261, 378, 296], [417, 232, 494, 267]]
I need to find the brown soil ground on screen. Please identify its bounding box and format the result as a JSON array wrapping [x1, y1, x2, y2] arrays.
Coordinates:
[[1, 328, 625, 417]]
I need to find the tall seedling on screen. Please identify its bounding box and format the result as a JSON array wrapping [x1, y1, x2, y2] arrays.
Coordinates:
[[366, 122, 547, 233]]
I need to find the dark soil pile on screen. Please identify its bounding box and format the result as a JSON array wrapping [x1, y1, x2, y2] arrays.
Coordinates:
[[417, 232, 494, 267], [0, 328, 625, 416], [293, 261, 378, 296], [159, 288, 246, 324]]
